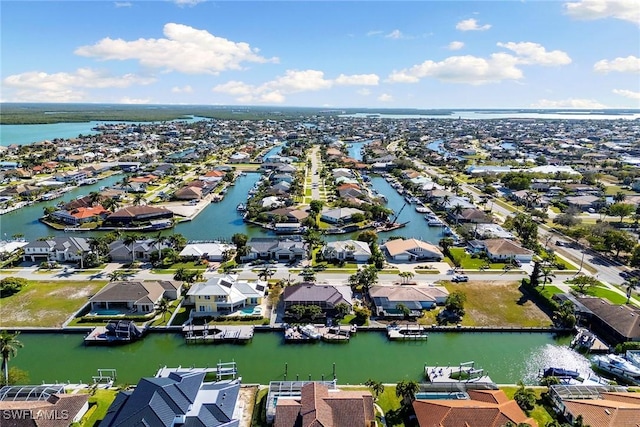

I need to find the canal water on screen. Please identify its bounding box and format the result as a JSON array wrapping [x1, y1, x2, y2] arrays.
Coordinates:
[[14, 331, 583, 386]]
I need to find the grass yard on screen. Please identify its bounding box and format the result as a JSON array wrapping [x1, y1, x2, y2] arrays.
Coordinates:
[[0, 280, 108, 327], [443, 281, 553, 327], [501, 386, 555, 427], [79, 388, 120, 427], [151, 261, 207, 273], [448, 248, 507, 270], [572, 285, 628, 305]]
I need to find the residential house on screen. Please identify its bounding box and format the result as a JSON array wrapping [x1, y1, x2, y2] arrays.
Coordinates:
[[22, 237, 90, 263], [266, 207, 309, 223], [320, 207, 365, 224], [273, 382, 374, 427], [55, 170, 88, 183], [0, 385, 89, 427], [448, 208, 492, 224], [321, 239, 371, 263], [382, 238, 444, 262], [549, 387, 640, 427], [571, 296, 640, 344], [103, 206, 174, 227], [467, 238, 534, 263], [413, 389, 537, 427], [282, 283, 352, 314], [88, 280, 181, 314], [243, 237, 307, 262], [51, 205, 110, 225], [370, 285, 449, 317], [229, 152, 251, 163], [474, 224, 515, 240], [185, 274, 266, 315], [108, 238, 172, 262], [101, 371, 241, 427], [565, 195, 604, 212], [179, 242, 235, 261]]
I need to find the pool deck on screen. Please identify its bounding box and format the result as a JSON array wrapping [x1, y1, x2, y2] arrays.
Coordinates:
[[183, 325, 254, 343]]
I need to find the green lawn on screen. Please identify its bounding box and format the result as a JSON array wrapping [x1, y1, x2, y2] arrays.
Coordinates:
[[79, 388, 120, 427], [500, 386, 555, 426], [0, 280, 108, 328], [151, 261, 207, 272], [448, 248, 507, 270], [170, 304, 191, 326], [572, 285, 628, 305]]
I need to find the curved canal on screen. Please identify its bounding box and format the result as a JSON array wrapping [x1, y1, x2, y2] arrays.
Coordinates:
[[13, 331, 587, 386]]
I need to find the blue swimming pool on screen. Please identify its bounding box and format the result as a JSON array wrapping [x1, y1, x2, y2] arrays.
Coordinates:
[[91, 310, 124, 316], [414, 392, 468, 400], [241, 307, 255, 314]]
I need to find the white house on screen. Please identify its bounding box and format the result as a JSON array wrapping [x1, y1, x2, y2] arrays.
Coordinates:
[[186, 274, 267, 315], [179, 243, 235, 261], [22, 237, 90, 263], [322, 239, 371, 263], [468, 238, 534, 263], [382, 238, 444, 262], [320, 207, 365, 224]]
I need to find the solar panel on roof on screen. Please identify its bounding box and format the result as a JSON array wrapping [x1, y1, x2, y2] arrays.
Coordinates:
[[256, 285, 265, 291]]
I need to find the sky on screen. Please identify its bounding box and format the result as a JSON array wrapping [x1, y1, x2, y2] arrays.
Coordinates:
[[1, 0, 639, 109]]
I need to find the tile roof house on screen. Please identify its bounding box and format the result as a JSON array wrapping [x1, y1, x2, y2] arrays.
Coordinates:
[[468, 238, 534, 263], [282, 283, 352, 312], [322, 239, 372, 263], [573, 296, 640, 344], [274, 382, 375, 427], [556, 391, 640, 427], [0, 388, 89, 427], [370, 284, 449, 316], [413, 389, 537, 427], [103, 205, 173, 226], [186, 274, 266, 315], [383, 238, 444, 262], [88, 280, 180, 314], [101, 371, 241, 427], [242, 237, 307, 262]]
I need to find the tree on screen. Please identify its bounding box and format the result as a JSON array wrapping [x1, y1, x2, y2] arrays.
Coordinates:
[[122, 234, 140, 264], [334, 302, 351, 320], [364, 379, 384, 401], [567, 275, 599, 294], [398, 271, 414, 284], [553, 300, 576, 328], [624, 277, 639, 304], [299, 266, 316, 282], [303, 229, 324, 251], [0, 277, 27, 298], [102, 197, 120, 213], [349, 265, 378, 292], [439, 237, 454, 257], [151, 232, 168, 259], [167, 233, 187, 251], [89, 191, 102, 206], [444, 290, 467, 317], [356, 230, 378, 245], [504, 213, 538, 250], [540, 266, 556, 290], [258, 266, 276, 281], [608, 202, 635, 223], [513, 381, 536, 411], [603, 229, 636, 258], [309, 200, 324, 215], [630, 244, 640, 268], [157, 298, 170, 322], [613, 191, 627, 203], [232, 233, 248, 248], [395, 379, 419, 405], [451, 203, 464, 225], [0, 331, 23, 385], [107, 270, 124, 282]]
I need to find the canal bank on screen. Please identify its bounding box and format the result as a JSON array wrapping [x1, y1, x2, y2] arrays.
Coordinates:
[[13, 330, 583, 386]]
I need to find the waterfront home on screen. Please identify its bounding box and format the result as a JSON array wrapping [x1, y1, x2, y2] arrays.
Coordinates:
[[0, 385, 89, 427], [50, 204, 110, 225], [108, 238, 172, 263], [282, 282, 352, 315], [569, 295, 640, 344], [261, 195, 285, 209], [179, 242, 235, 261], [266, 207, 309, 223], [88, 280, 180, 314], [448, 207, 493, 224], [413, 389, 537, 427], [467, 239, 534, 263], [185, 274, 266, 315], [21, 236, 90, 263], [549, 386, 640, 427], [320, 207, 365, 224], [369, 284, 449, 316], [102, 205, 174, 227], [321, 239, 372, 263], [54, 169, 88, 183], [473, 223, 516, 240], [242, 237, 307, 262], [229, 151, 251, 163], [101, 371, 240, 427], [273, 382, 375, 427], [382, 238, 444, 262]]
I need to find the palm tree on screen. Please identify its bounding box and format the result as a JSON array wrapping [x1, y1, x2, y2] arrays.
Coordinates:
[[399, 271, 414, 284], [451, 203, 464, 225], [156, 298, 170, 322], [89, 191, 101, 206], [0, 331, 23, 385], [102, 197, 120, 213], [107, 270, 124, 282], [395, 379, 419, 405], [613, 191, 627, 203], [624, 277, 639, 304], [540, 266, 556, 290], [151, 232, 168, 260], [364, 379, 385, 401], [132, 193, 145, 206], [258, 266, 276, 281], [122, 234, 140, 264]]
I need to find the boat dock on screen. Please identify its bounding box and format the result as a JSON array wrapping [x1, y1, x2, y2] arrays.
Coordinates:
[[284, 324, 356, 343], [425, 361, 494, 385], [183, 325, 254, 343], [84, 320, 144, 345], [387, 324, 428, 340], [570, 327, 609, 353]]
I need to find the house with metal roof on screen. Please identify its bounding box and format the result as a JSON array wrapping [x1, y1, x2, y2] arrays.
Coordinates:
[[185, 274, 267, 316], [282, 283, 352, 314], [382, 238, 444, 262], [101, 371, 241, 427], [321, 239, 371, 263]]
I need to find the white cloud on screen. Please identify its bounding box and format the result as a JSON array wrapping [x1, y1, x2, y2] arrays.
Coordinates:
[[213, 70, 379, 103], [172, 0, 205, 7], [564, 0, 640, 25], [497, 42, 572, 66], [447, 41, 465, 51], [456, 18, 491, 31], [385, 29, 404, 39], [613, 89, 640, 99], [594, 55, 640, 73], [75, 23, 279, 74], [366, 30, 384, 36], [334, 74, 379, 86], [357, 88, 372, 96], [378, 93, 393, 102], [114, 2, 132, 7], [388, 53, 522, 85], [531, 98, 608, 108], [120, 97, 151, 104], [171, 85, 193, 93]]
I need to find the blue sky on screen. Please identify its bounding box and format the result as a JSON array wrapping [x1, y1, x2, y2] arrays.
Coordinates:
[[1, 0, 639, 109]]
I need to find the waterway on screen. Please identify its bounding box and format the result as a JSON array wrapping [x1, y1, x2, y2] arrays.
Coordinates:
[[14, 331, 587, 386], [341, 111, 640, 121]]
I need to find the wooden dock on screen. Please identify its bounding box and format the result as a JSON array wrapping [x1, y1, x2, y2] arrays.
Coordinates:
[[387, 325, 428, 340], [183, 325, 254, 344]]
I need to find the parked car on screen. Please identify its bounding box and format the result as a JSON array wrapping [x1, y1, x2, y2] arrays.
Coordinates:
[[451, 274, 469, 283]]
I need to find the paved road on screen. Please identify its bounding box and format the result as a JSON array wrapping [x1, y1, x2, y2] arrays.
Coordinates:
[[308, 145, 321, 200]]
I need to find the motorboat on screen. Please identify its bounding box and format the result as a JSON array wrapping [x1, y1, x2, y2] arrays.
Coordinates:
[[299, 324, 321, 340], [626, 350, 640, 368], [542, 367, 580, 379], [570, 327, 596, 351], [592, 354, 640, 384]]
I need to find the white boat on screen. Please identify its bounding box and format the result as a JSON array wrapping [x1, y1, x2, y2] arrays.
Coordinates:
[[299, 324, 321, 340], [415, 205, 430, 213], [626, 350, 640, 368], [592, 354, 640, 384], [425, 214, 445, 226]]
